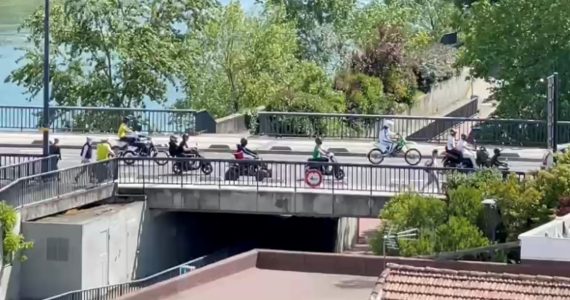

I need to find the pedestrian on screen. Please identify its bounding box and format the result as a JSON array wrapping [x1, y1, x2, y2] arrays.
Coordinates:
[[74, 137, 93, 183], [95, 138, 115, 183], [48, 138, 62, 171], [421, 149, 440, 193]]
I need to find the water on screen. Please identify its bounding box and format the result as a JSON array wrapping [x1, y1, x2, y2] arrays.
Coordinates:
[[0, 0, 255, 108]]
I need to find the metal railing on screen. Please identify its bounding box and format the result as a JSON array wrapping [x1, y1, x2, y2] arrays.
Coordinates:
[[257, 112, 570, 147], [0, 155, 58, 188], [0, 106, 217, 134], [0, 160, 118, 208], [0, 153, 44, 167], [43, 244, 251, 300], [118, 157, 529, 195]]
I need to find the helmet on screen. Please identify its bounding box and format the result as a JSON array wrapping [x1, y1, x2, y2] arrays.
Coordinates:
[[461, 134, 467, 140], [122, 117, 129, 123], [240, 137, 248, 146], [450, 129, 456, 136], [315, 137, 322, 145], [182, 133, 189, 140], [169, 135, 177, 141], [494, 148, 501, 155], [383, 119, 394, 128]]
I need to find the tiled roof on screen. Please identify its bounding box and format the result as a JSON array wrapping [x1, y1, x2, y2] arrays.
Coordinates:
[[370, 263, 570, 300]]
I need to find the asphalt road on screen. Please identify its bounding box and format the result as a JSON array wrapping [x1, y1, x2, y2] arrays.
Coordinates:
[[0, 147, 541, 198]]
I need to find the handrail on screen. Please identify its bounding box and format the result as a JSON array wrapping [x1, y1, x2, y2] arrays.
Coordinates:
[[0, 105, 197, 113], [43, 244, 250, 300]]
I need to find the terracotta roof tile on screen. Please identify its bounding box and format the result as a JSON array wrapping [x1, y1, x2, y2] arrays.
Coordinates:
[[372, 263, 570, 300]]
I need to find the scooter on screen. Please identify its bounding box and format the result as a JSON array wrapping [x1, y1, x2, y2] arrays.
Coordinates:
[[224, 149, 273, 182], [305, 152, 345, 180], [115, 132, 168, 166]]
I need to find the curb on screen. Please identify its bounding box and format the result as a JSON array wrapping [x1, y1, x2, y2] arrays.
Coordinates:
[[0, 143, 544, 162]]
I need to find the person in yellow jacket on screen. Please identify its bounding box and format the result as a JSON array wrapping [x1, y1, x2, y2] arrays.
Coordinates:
[[96, 138, 115, 161], [118, 117, 133, 140]]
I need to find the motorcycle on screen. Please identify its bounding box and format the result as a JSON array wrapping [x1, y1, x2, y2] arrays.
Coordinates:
[[224, 150, 273, 182], [443, 146, 509, 172], [305, 152, 345, 181], [367, 135, 422, 165], [172, 151, 213, 175], [115, 132, 168, 166]]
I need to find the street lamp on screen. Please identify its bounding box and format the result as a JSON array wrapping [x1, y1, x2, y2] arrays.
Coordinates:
[[42, 0, 50, 157]]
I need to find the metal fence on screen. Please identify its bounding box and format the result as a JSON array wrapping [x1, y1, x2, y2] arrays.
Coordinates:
[[0, 106, 217, 134], [0, 153, 44, 167], [0, 156, 58, 188], [118, 157, 529, 195], [257, 111, 570, 147], [43, 244, 251, 300], [0, 160, 118, 208]]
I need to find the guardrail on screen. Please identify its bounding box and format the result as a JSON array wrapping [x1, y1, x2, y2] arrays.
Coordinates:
[[0, 160, 117, 208], [0, 106, 217, 134], [257, 111, 570, 147], [118, 157, 529, 195], [0, 155, 58, 187], [43, 244, 251, 300], [0, 153, 44, 167]]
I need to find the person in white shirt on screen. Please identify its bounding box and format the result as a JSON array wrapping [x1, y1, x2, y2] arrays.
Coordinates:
[[74, 137, 94, 182], [378, 119, 398, 154], [457, 134, 477, 168], [445, 130, 462, 159]]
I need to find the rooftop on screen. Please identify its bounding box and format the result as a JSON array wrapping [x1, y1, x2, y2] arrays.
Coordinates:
[[371, 263, 570, 300], [31, 203, 130, 225], [519, 214, 570, 239], [117, 250, 570, 300]]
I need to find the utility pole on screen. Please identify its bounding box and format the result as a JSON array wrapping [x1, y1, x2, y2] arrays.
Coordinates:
[[42, 0, 50, 157], [547, 73, 559, 153]]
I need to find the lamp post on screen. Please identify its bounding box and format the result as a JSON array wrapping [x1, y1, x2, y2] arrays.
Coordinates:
[[42, 0, 50, 157]]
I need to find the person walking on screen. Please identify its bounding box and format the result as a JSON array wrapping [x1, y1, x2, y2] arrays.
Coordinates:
[[48, 138, 62, 171], [95, 138, 115, 183], [421, 149, 440, 193], [74, 137, 93, 182]]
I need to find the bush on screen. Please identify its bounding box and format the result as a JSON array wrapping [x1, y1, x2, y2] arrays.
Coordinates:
[[0, 202, 33, 264], [448, 185, 484, 224], [536, 164, 570, 208], [434, 217, 489, 253], [446, 169, 503, 192]]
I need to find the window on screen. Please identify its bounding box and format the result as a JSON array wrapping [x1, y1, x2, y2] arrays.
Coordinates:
[[46, 237, 69, 262]]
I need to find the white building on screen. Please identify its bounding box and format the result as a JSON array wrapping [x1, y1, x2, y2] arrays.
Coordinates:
[[519, 214, 570, 263]]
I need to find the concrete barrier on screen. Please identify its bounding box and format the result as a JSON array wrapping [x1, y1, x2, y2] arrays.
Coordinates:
[[214, 106, 265, 134]]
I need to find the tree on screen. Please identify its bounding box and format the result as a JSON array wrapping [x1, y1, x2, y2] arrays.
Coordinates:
[[447, 185, 484, 224], [434, 216, 489, 252], [179, 3, 300, 117], [458, 0, 570, 120], [0, 202, 33, 264], [386, 0, 457, 39], [7, 0, 217, 131]]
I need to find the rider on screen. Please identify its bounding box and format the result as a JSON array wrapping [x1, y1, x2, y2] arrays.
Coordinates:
[[457, 134, 477, 168], [489, 148, 508, 168], [311, 137, 329, 162], [177, 134, 197, 157], [378, 119, 398, 154], [118, 117, 134, 146], [168, 135, 179, 157], [446, 129, 462, 160], [237, 138, 258, 160]]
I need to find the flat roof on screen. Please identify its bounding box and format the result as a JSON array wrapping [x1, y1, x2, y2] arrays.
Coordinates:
[[118, 249, 570, 300], [30, 203, 134, 225], [162, 268, 375, 300]]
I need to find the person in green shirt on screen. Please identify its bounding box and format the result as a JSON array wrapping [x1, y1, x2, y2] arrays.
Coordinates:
[[96, 139, 115, 161], [311, 137, 328, 162]]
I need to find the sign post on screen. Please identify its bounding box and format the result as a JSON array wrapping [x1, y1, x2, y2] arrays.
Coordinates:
[[547, 73, 559, 152]]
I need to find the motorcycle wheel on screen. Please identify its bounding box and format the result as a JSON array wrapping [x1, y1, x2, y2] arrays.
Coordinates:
[[153, 150, 169, 166], [172, 162, 183, 175], [201, 163, 213, 175], [334, 168, 345, 180], [123, 150, 136, 166], [404, 148, 422, 165], [255, 170, 268, 182], [367, 148, 384, 165], [224, 166, 240, 181]]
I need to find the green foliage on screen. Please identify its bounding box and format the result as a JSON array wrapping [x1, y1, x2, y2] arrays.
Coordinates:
[[535, 164, 570, 208], [458, 0, 570, 120], [413, 44, 459, 93], [380, 193, 447, 230], [434, 217, 489, 252], [0, 202, 33, 264], [446, 168, 503, 192], [448, 185, 484, 224]]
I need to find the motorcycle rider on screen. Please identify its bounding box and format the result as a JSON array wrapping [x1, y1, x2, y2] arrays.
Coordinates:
[[118, 117, 134, 146], [237, 138, 258, 160], [457, 134, 477, 168], [378, 119, 398, 154], [488, 148, 508, 168], [311, 137, 329, 162], [168, 135, 179, 157], [177, 134, 197, 157], [445, 129, 462, 161]]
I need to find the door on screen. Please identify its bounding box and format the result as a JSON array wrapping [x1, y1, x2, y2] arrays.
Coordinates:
[[100, 229, 110, 286]]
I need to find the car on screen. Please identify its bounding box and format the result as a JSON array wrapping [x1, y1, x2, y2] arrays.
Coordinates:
[[541, 143, 569, 170]]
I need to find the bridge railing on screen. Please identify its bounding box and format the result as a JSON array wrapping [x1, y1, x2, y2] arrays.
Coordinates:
[[0, 153, 44, 167], [43, 244, 251, 300], [0, 106, 216, 134], [118, 157, 530, 195], [258, 111, 570, 147], [0, 155, 58, 188], [0, 160, 118, 208]]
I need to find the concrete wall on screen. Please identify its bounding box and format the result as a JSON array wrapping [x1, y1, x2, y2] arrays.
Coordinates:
[[335, 217, 358, 252], [138, 186, 400, 218], [20, 223, 83, 299], [215, 106, 265, 134], [519, 214, 570, 263], [404, 68, 473, 116]]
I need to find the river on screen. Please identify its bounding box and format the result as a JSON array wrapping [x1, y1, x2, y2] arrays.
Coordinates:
[[0, 0, 254, 108]]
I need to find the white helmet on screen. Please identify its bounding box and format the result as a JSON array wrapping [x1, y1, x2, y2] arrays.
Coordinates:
[[383, 119, 394, 128]]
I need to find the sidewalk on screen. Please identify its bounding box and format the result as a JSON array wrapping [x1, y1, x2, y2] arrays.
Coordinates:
[[0, 132, 548, 161]]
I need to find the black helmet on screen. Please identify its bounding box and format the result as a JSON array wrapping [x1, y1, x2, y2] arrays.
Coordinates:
[[182, 133, 189, 140], [450, 129, 456, 136], [494, 148, 501, 155], [122, 117, 129, 123], [169, 135, 177, 141], [315, 137, 322, 145], [240, 137, 248, 147], [461, 134, 467, 140]]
